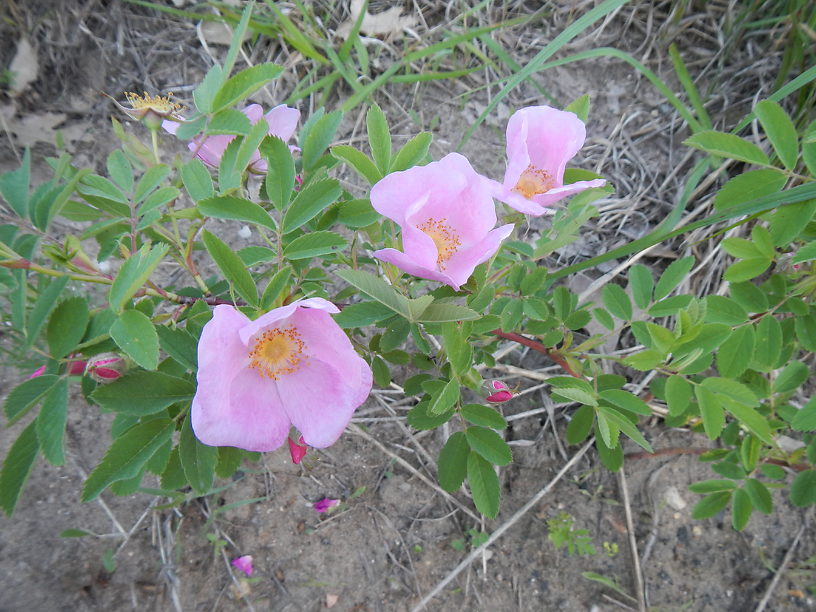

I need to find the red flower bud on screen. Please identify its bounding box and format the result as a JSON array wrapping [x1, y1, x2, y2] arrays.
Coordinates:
[[485, 380, 514, 403], [86, 353, 127, 383], [288, 435, 308, 464]]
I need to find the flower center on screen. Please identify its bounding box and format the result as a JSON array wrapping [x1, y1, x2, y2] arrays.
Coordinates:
[[417, 218, 461, 269], [248, 326, 306, 380], [124, 91, 182, 117], [512, 164, 554, 199]]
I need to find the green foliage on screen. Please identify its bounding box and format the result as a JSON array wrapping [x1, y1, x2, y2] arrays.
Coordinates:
[[547, 512, 596, 556]]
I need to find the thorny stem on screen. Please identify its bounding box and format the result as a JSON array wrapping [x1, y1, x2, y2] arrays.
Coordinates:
[[490, 329, 581, 378]]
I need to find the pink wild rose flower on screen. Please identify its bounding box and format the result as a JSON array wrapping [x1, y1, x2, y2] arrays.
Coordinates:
[[231, 555, 254, 577], [163, 103, 299, 173], [192, 298, 372, 452], [490, 106, 606, 216], [371, 152, 514, 290]]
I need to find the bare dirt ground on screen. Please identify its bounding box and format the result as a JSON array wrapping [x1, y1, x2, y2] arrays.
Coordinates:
[[1, 1, 814, 611]]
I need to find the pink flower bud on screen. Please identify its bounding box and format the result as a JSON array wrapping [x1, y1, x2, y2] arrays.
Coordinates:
[[486, 380, 514, 403], [231, 555, 253, 577], [67, 359, 88, 376], [288, 435, 308, 464], [28, 365, 46, 379], [314, 498, 340, 513], [86, 353, 127, 383]]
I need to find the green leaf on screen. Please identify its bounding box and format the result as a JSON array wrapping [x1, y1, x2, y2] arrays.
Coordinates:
[[391, 132, 432, 172], [598, 389, 651, 416], [602, 283, 632, 320], [684, 130, 769, 165], [665, 375, 692, 417], [201, 229, 258, 306], [337, 198, 380, 228], [0, 421, 39, 516], [181, 158, 214, 202], [25, 276, 69, 348], [795, 313, 816, 352], [283, 231, 347, 260], [380, 317, 411, 353], [60, 528, 93, 538], [602, 407, 652, 453], [281, 179, 342, 234], [366, 103, 391, 173], [691, 491, 732, 519], [724, 258, 771, 283], [331, 146, 381, 184], [752, 316, 782, 372], [467, 452, 500, 518], [465, 426, 512, 466], [718, 397, 774, 445], [255, 137, 293, 211], [461, 404, 507, 429], [437, 432, 468, 492], [792, 242, 816, 264], [4, 375, 60, 424], [695, 385, 724, 439], [107, 150, 133, 193], [791, 470, 816, 507], [260, 267, 291, 310], [648, 295, 693, 318], [302, 109, 343, 172], [371, 356, 390, 387], [211, 64, 284, 112], [774, 360, 808, 394], [428, 379, 460, 415], [716, 325, 754, 378], [0, 148, 30, 217], [628, 264, 653, 309], [198, 195, 276, 231], [192, 64, 224, 114], [108, 243, 170, 312], [81, 418, 174, 502], [137, 186, 179, 216], [566, 404, 594, 444], [47, 297, 89, 359], [160, 446, 186, 490], [754, 100, 798, 170], [215, 446, 244, 479], [155, 325, 198, 371], [110, 310, 160, 370], [91, 371, 195, 415], [35, 378, 68, 466], [731, 488, 752, 531], [179, 415, 218, 494], [333, 301, 394, 328], [406, 400, 454, 430], [595, 426, 623, 471], [335, 269, 410, 318], [792, 397, 816, 432], [713, 169, 787, 210], [653, 256, 694, 301], [704, 296, 747, 325], [417, 303, 480, 323], [441, 322, 472, 377], [550, 386, 598, 407], [744, 478, 772, 514], [564, 94, 590, 122], [208, 108, 251, 135]]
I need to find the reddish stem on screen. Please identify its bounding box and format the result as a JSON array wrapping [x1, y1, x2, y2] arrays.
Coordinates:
[[490, 329, 581, 378]]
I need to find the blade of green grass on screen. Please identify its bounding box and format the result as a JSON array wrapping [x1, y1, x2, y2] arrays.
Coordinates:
[[669, 43, 712, 130]]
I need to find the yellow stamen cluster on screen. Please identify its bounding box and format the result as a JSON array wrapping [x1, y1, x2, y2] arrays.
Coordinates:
[[512, 164, 554, 199], [124, 91, 182, 117], [418, 217, 461, 269], [248, 326, 306, 380]]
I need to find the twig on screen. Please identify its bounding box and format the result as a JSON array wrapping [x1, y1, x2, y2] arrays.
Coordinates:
[[755, 511, 811, 612], [490, 330, 581, 377], [348, 425, 481, 522], [411, 439, 595, 612], [617, 467, 646, 612]]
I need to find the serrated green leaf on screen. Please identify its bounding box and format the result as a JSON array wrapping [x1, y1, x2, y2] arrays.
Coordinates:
[[754, 100, 798, 170], [180, 158, 214, 202], [391, 132, 432, 172], [366, 103, 391, 173], [731, 488, 752, 531], [792, 397, 816, 432], [713, 169, 787, 210], [106, 150, 133, 194], [665, 375, 692, 417], [156, 325, 198, 371], [602, 283, 632, 320], [602, 407, 652, 452], [283, 231, 347, 260], [795, 313, 816, 352], [91, 371, 195, 415], [417, 303, 480, 323], [564, 94, 590, 122], [654, 256, 694, 301], [461, 404, 507, 429], [4, 375, 60, 425], [281, 179, 341, 234], [716, 325, 754, 378], [201, 229, 258, 306], [695, 385, 724, 439], [465, 426, 512, 466], [110, 310, 159, 370], [724, 258, 772, 283], [774, 360, 809, 394], [108, 243, 170, 312], [0, 148, 30, 217], [691, 491, 732, 519], [35, 378, 68, 466], [744, 478, 772, 514], [179, 414, 218, 494], [406, 400, 454, 430], [25, 276, 69, 348], [791, 470, 816, 507], [336, 269, 410, 318], [428, 379, 459, 415], [47, 297, 89, 359], [302, 109, 343, 172], [334, 301, 394, 328], [260, 267, 291, 310], [684, 131, 769, 165], [628, 264, 653, 309], [688, 479, 738, 493], [215, 446, 244, 479], [198, 195, 276, 231], [599, 389, 651, 415], [380, 317, 410, 353], [705, 296, 747, 325], [0, 421, 39, 516], [337, 198, 380, 228], [467, 452, 500, 518], [81, 418, 174, 501], [331, 145, 381, 184], [438, 432, 468, 492], [211, 64, 284, 112], [566, 404, 595, 444]]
